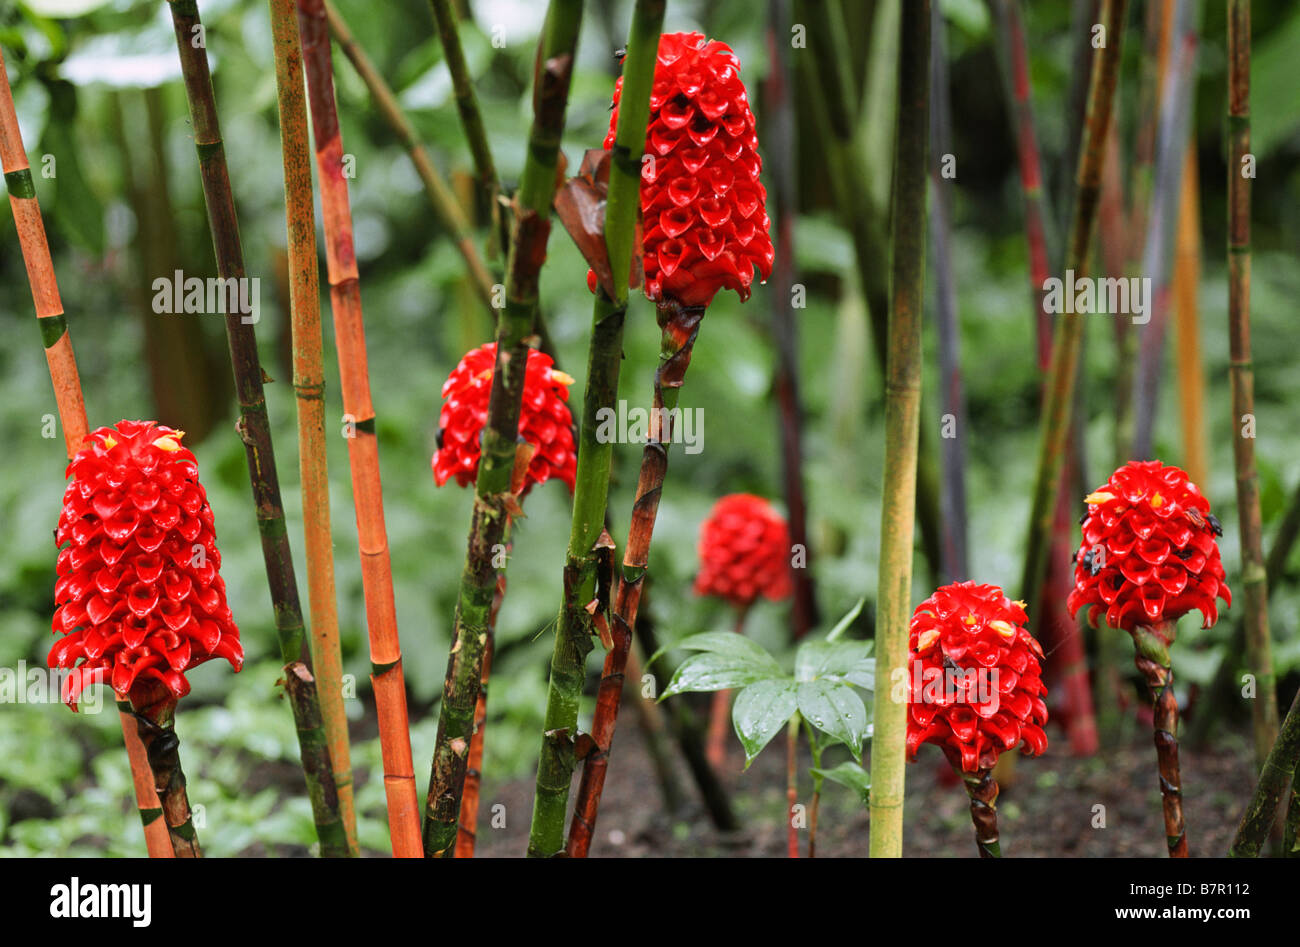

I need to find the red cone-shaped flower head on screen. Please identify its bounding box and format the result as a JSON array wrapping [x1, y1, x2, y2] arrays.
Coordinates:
[[693, 494, 792, 609], [49, 421, 242, 709], [906, 582, 1049, 774], [1067, 460, 1231, 632], [595, 31, 774, 308], [432, 342, 577, 495]]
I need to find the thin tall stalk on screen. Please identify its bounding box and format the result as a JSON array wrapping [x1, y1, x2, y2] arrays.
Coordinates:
[[785, 716, 800, 859], [167, 0, 347, 857], [0, 43, 172, 860], [527, 0, 661, 860], [765, 0, 817, 636], [1226, 0, 1278, 769], [1230, 686, 1300, 856], [1016, 0, 1127, 619], [705, 608, 749, 770], [129, 681, 202, 858], [1131, 621, 1188, 856], [326, 0, 496, 310], [421, 0, 583, 859], [1172, 144, 1208, 488], [270, 0, 357, 855], [869, 0, 929, 860], [929, 2, 968, 583], [960, 767, 1001, 858], [801, 0, 943, 589], [296, 0, 422, 858], [455, 570, 505, 857]]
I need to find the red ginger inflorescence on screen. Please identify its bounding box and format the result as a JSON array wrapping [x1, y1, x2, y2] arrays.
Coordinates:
[[1067, 460, 1231, 632], [593, 31, 774, 309], [693, 494, 793, 609], [49, 421, 242, 709], [432, 342, 577, 495], [906, 582, 1049, 774]]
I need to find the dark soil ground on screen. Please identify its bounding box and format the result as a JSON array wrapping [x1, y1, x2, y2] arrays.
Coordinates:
[[473, 706, 1261, 858]]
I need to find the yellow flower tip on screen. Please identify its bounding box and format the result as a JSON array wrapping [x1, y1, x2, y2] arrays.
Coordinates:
[[916, 629, 941, 653], [1084, 491, 1115, 505], [101, 434, 118, 450], [989, 619, 1017, 641], [963, 614, 977, 625], [551, 369, 576, 387], [153, 433, 184, 452], [1012, 599, 1028, 611], [1150, 491, 1164, 509]]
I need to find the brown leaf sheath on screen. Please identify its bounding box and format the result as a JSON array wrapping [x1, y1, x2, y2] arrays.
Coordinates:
[[130, 681, 202, 858], [0, 45, 171, 859], [296, 0, 422, 858], [1130, 621, 1188, 857], [960, 766, 1001, 859], [166, 0, 346, 856]]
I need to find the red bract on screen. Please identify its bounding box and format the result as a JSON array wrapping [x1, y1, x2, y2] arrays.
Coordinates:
[[693, 494, 792, 609], [906, 582, 1049, 774], [48, 420, 242, 709], [596, 31, 774, 309], [1067, 460, 1231, 632], [432, 342, 577, 495]]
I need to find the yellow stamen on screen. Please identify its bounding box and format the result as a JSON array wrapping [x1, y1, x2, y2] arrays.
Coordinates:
[[989, 620, 1017, 640], [153, 431, 185, 452], [1151, 491, 1164, 509], [963, 614, 976, 625], [1084, 491, 1115, 504], [1012, 599, 1028, 610], [551, 370, 576, 387], [916, 629, 940, 652], [102, 434, 118, 450]]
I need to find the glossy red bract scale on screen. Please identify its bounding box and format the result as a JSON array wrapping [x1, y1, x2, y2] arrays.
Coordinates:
[[906, 582, 1049, 773], [1067, 460, 1231, 632], [432, 342, 577, 495], [597, 31, 774, 308], [49, 420, 242, 709], [693, 494, 792, 609]]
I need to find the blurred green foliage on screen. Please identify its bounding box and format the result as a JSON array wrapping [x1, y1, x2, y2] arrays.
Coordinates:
[[1, 0, 1298, 855]]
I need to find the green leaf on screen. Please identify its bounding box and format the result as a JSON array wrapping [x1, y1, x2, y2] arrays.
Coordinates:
[[797, 680, 868, 763], [842, 657, 876, 693], [794, 638, 871, 683], [672, 630, 781, 664], [811, 761, 872, 806], [825, 597, 866, 641], [661, 651, 783, 698], [732, 679, 799, 765]]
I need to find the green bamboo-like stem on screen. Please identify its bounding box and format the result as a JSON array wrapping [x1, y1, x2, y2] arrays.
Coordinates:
[[567, 297, 702, 858], [1226, 0, 1278, 769], [800, 0, 943, 589], [1266, 478, 1300, 589], [1015, 0, 1127, 620], [298, 0, 423, 858], [1284, 759, 1300, 857], [803, 718, 823, 857], [420, 0, 583, 859], [166, 0, 347, 857], [455, 567, 505, 857], [269, 0, 357, 856], [0, 45, 172, 859], [129, 682, 202, 858], [427, 0, 501, 244], [959, 766, 1001, 858], [524, 0, 659, 860], [869, 0, 929, 860], [1130, 621, 1188, 856], [1230, 685, 1300, 856], [326, 0, 495, 309]]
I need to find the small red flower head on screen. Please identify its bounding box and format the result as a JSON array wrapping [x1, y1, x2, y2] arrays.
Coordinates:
[[48, 421, 242, 709], [432, 342, 577, 495], [1067, 460, 1231, 632], [906, 582, 1049, 774], [595, 31, 774, 308], [693, 494, 793, 609]]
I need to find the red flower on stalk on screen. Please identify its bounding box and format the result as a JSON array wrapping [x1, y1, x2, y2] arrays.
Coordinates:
[[906, 582, 1049, 774], [48, 421, 242, 709], [593, 31, 774, 308], [432, 342, 577, 495], [1067, 460, 1231, 632], [693, 494, 792, 609]]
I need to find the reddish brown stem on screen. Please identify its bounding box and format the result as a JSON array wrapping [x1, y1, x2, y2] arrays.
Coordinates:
[[1130, 621, 1188, 857], [959, 766, 1001, 858], [706, 607, 750, 770], [129, 681, 201, 858]]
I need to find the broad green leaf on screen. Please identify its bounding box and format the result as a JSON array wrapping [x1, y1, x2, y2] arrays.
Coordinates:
[[797, 680, 868, 763], [812, 761, 872, 806], [661, 652, 783, 698], [842, 656, 876, 693], [794, 638, 871, 683], [733, 679, 798, 765], [672, 630, 781, 664]]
